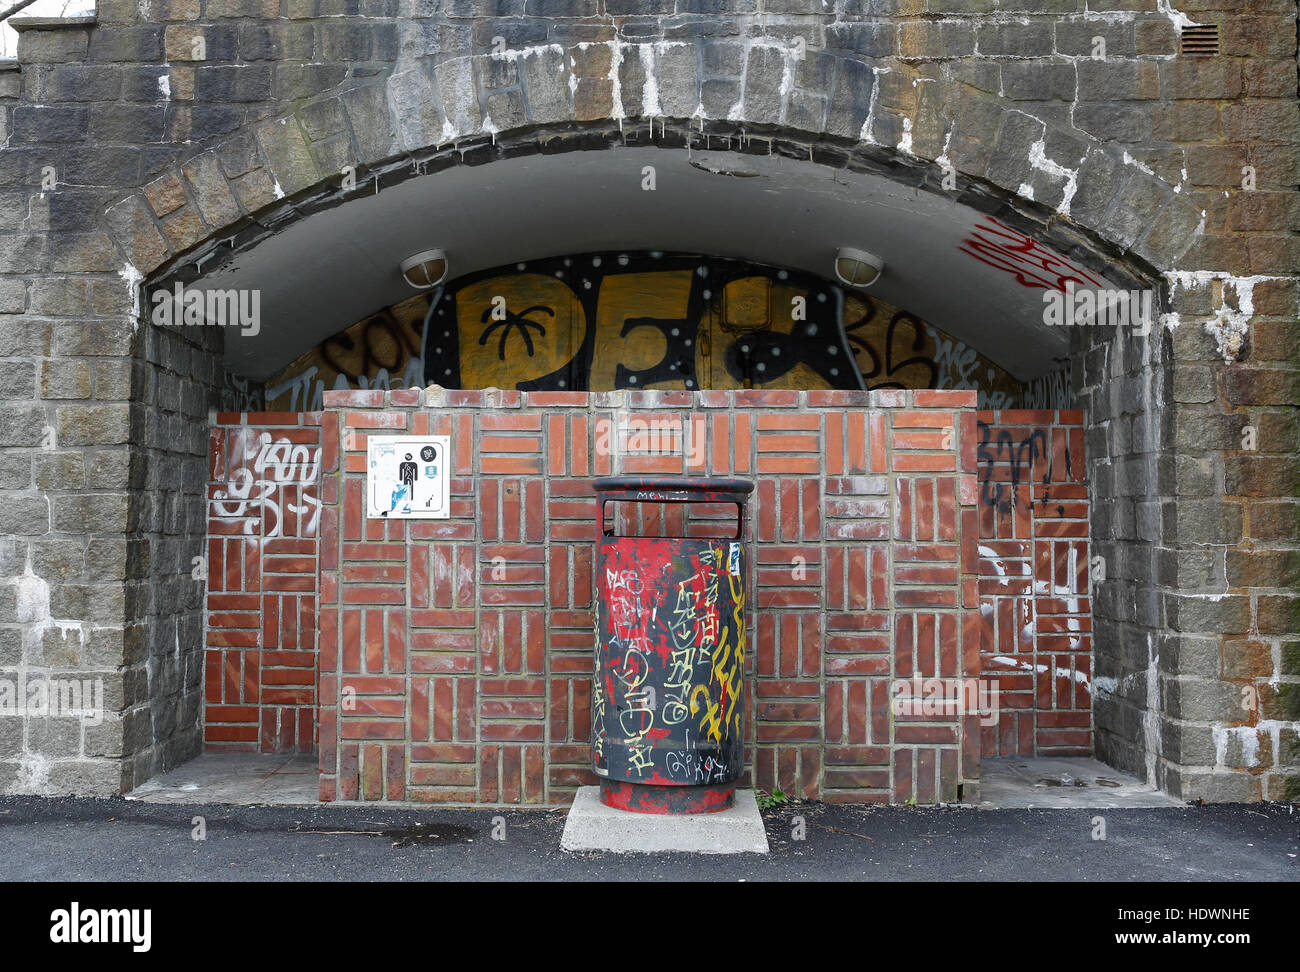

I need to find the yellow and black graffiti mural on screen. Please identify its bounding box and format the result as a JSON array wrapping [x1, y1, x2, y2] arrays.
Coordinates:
[[265, 292, 431, 413], [264, 251, 1063, 410]]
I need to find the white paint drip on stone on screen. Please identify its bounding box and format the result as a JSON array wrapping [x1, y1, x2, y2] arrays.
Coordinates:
[[119, 264, 143, 330], [1155, 0, 1199, 30], [935, 127, 954, 175], [859, 66, 888, 144], [1073, 9, 1140, 23], [1026, 136, 1079, 216], [777, 43, 797, 126], [1136, 303, 1167, 788], [7, 559, 97, 655], [1091, 668, 1166, 705], [1164, 271, 1287, 361], [1213, 725, 1259, 768], [1211, 721, 1300, 771], [726, 35, 782, 123], [55, 621, 88, 645], [0, 548, 108, 795], [1121, 150, 1156, 177], [16, 753, 54, 796], [1143, 634, 1160, 786], [13, 566, 49, 626], [639, 45, 661, 119], [607, 41, 624, 122], [896, 116, 913, 155], [158, 71, 171, 101]]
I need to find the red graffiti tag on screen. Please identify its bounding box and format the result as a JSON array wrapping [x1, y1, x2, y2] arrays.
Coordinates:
[[959, 217, 1105, 291]]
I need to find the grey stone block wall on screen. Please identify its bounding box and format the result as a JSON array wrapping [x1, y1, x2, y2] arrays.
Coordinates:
[[125, 322, 223, 787], [1077, 269, 1300, 803], [0, 0, 1295, 799]]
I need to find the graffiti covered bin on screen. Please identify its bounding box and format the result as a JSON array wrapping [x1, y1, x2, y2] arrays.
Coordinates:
[[592, 477, 754, 814]]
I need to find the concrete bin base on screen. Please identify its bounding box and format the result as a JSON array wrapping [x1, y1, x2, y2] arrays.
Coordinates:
[[560, 786, 770, 854]]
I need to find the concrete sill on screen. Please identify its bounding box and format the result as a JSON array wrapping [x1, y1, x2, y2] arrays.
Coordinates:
[[8, 15, 97, 30]]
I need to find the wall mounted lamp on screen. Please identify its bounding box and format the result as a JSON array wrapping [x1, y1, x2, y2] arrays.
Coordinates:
[[400, 249, 448, 289], [833, 247, 884, 289]]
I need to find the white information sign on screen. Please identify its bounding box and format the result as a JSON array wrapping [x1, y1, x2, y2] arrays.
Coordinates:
[[366, 435, 450, 519]]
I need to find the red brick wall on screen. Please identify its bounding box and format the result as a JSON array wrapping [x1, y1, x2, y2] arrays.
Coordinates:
[[314, 388, 982, 805], [975, 409, 1092, 757], [201, 398, 1095, 791], [204, 412, 329, 753]]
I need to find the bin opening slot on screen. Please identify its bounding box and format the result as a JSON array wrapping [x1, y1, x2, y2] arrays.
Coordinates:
[[599, 498, 746, 540]]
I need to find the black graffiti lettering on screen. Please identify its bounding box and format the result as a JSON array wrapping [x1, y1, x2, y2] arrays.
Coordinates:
[[977, 421, 1050, 512]]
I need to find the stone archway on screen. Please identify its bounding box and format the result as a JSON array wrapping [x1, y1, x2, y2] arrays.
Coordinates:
[[5, 7, 1292, 800], [103, 71, 1179, 798]]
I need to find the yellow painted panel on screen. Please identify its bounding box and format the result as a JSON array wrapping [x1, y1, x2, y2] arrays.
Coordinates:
[[455, 274, 583, 388], [588, 270, 695, 391]]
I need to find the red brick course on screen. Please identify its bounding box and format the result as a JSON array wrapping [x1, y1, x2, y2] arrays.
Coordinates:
[[315, 388, 980, 805], [205, 412, 329, 753], [976, 410, 1092, 757], [203, 394, 1093, 798]]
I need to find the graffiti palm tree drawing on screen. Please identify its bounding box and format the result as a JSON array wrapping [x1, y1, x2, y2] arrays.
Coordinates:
[[478, 304, 554, 360]]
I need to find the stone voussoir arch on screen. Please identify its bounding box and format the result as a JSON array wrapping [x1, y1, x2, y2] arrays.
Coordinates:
[[99, 39, 1193, 296]]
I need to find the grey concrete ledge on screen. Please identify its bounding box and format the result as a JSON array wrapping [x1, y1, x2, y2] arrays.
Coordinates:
[[7, 15, 97, 29], [561, 787, 771, 854]]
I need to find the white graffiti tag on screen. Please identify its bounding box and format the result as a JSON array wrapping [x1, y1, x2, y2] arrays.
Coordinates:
[[212, 432, 322, 538]]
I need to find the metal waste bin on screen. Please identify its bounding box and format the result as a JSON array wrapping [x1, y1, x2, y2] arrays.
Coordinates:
[[591, 476, 754, 814]]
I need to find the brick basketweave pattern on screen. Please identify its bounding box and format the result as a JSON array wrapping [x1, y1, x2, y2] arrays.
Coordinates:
[[202, 394, 1094, 801], [976, 410, 1092, 759], [204, 412, 330, 754], [311, 387, 980, 805]]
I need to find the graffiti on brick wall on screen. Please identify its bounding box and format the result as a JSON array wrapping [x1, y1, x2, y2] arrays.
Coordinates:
[[976, 421, 1070, 513], [212, 430, 322, 539], [594, 538, 744, 787], [976, 410, 1091, 758], [260, 252, 1040, 405], [264, 293, 432, 412]]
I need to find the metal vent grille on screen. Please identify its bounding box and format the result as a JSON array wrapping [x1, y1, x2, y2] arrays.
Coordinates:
[[1180, 24, 1220, 56]]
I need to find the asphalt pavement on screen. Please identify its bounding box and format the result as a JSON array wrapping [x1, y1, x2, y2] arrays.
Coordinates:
[[1, 794, 1296, 881]]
